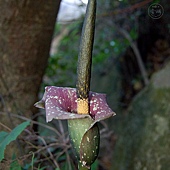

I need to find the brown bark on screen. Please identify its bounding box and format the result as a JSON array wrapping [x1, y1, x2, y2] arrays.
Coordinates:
[[0, 0, 61, 160]]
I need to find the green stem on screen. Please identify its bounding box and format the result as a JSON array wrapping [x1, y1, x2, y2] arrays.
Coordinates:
[[78, 162, 91, 170], [76, 0, 96, 99]]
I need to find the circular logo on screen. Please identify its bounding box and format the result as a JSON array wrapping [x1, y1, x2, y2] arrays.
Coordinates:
[[148, 3, 164, 19]]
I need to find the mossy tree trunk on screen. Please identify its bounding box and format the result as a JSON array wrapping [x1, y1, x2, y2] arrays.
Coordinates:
[[0, 0, 61, 160]]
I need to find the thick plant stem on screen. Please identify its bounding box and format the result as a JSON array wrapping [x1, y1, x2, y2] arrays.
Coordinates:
[[76, 0, 96, 106], [75, 1, 97, 169], [78, 162, 91, 170]]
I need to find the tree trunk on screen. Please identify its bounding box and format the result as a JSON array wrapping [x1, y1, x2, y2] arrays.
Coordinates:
[[0, 0, 61, 160]]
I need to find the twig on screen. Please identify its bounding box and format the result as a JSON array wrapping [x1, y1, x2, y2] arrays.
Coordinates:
[[0, 122, 11, 132], [66, 151, 73, 170], [114, 25, 149, 85], [0, 111, 61, 136], [58, 120, 65, 137], [102, 0, 153, 17], [37, 136, 60, 168]]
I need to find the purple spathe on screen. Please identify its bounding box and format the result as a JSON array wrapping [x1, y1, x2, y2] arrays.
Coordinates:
[[35, 86, 115, 123]]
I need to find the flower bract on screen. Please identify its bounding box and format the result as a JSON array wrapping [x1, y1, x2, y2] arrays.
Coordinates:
[[35, 86, 115, 124]]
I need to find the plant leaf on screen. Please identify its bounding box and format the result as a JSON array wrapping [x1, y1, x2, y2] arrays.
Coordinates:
[[80, 124, 100, 166], [10, 154, 20, 170], [0, 121, 30, 161], [0, 131, 9, 143]]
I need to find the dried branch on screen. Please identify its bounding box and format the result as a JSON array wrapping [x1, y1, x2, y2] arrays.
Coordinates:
[[114, 25, 149, 85], [37, 136, 60, 168], [0, 111, 61, 136]]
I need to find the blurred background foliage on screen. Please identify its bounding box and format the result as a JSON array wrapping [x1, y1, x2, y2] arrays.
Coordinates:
[[39, 0, 170, 169]]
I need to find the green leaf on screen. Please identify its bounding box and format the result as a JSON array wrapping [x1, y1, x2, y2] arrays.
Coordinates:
[[0, 121, 30, 161], [10, 161, 22, 170], [130, 29, 138, 40], [91, 160, 99, 170], [0, 131, 9, 142], [68, 118, 100, 168], [68, 118, 94, 159], [10, 157, 22, 170], [80, 124, 100, 166]]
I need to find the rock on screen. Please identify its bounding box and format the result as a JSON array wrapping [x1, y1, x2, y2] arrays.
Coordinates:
[[111, 62, 170, 170]]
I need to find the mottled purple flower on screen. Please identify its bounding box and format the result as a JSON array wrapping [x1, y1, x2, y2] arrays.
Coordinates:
[[35, 86, 115, 123]]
